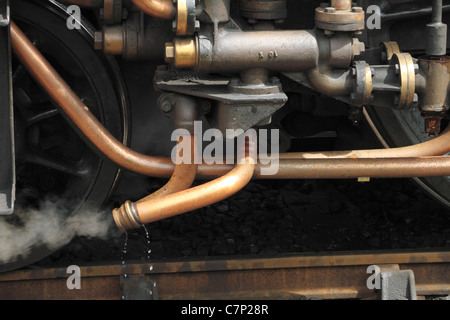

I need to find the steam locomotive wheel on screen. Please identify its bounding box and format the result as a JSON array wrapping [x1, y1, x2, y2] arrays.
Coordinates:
[[365, 107, 450, 208], [0, 0, 129, 272]]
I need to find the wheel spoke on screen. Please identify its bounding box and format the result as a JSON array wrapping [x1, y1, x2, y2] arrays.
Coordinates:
[[25, 106, 60, 125], [22, 150, 89, 178]]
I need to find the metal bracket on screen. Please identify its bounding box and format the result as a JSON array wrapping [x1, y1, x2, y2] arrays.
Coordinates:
[[120, 275, 159, 300], [155, 69, 288, 137], [0, 0, 15, 215], [379, 265, 417, 300]]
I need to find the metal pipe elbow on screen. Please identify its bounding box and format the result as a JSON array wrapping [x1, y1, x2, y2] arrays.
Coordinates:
[[307, 67, 353, 97]]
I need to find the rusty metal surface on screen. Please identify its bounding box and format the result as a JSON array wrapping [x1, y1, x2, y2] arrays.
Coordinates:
[[0, 251, 448, 300]]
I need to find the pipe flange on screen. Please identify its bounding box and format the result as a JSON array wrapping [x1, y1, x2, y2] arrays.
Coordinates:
[[174, 0, 197, 36], [351, 61, 373, 106], [392, 53, 416, 109], [103, 0, 124, 25], [381, 41, 400, 61], [315, 6, 365, 32]]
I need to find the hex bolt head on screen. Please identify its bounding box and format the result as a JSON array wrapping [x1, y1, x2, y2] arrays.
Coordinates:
[[165, 42, 175, 64], [160, 101, 173, 113], [352, 7, 363, 13], [94, 31, 104, 51], [324, 7, 336, 13]]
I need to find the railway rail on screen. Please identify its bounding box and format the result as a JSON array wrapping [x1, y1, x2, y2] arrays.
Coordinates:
[[0, 250, 448, 301]]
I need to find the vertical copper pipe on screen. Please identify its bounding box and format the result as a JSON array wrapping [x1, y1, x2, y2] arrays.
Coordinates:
[[137, 136, 198, 203], [131, 0, 176, 20], [113, 136, 257, 231]]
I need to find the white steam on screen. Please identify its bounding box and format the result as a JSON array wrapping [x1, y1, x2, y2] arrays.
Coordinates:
[[0, 200, 116, 265]]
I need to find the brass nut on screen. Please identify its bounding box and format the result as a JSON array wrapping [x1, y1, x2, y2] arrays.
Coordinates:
[[165, 42, 175, 64], [165, 37, 198, 69]]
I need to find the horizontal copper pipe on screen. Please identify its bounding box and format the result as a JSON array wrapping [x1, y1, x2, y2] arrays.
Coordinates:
[[113, 138, 257, 231], [277, 127, 450, 159], [194, 156, 450, 180], [137, 136, 198, 203], [131, 0, 176, 20]]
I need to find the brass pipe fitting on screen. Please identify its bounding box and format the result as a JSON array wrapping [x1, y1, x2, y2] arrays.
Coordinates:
[[165, 37, 198, 69]]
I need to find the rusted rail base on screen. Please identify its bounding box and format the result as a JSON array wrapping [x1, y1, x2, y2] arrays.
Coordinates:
[[0, 251, 448, 300]]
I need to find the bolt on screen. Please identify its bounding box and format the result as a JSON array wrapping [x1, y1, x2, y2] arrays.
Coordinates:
[[94, 31, 103, 51], [160, 100, 173, 113], [172, 20, 177, 32], [393, 94, 400, 105], [324, 30, 335, 37], [411, 94, 419, 107], [352, 7, 364, 13], [259, 51, 264, 59], [270, 77, 281, 85], [165, 42, 175, 64], [324, 7, 336, 13], [201, 101, 212, 112]]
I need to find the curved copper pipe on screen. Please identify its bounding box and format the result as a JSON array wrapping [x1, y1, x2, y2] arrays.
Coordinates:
[[137, 136, 198, 203], [131, 0, 176, 20], [10, 21, 174, 178], [113, 137, 257, 231]]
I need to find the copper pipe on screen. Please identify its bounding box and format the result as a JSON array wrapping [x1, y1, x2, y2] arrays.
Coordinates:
[[57, 0, 104, 7], [113, 137, 257, 231], [10, 21, 450, 184], [131, 0, 176, 20], [253, 156, 450, 180], [194, 156, 450, 180], [331, 0, 352, 11], [137, 136, 198, 203], [276, 126, 450, 159], [10, 21, 174, 178]]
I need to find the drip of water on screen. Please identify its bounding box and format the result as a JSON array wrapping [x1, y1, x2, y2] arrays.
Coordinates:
[[142, 224, 153, 272], [120, 231, 128, 300]]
